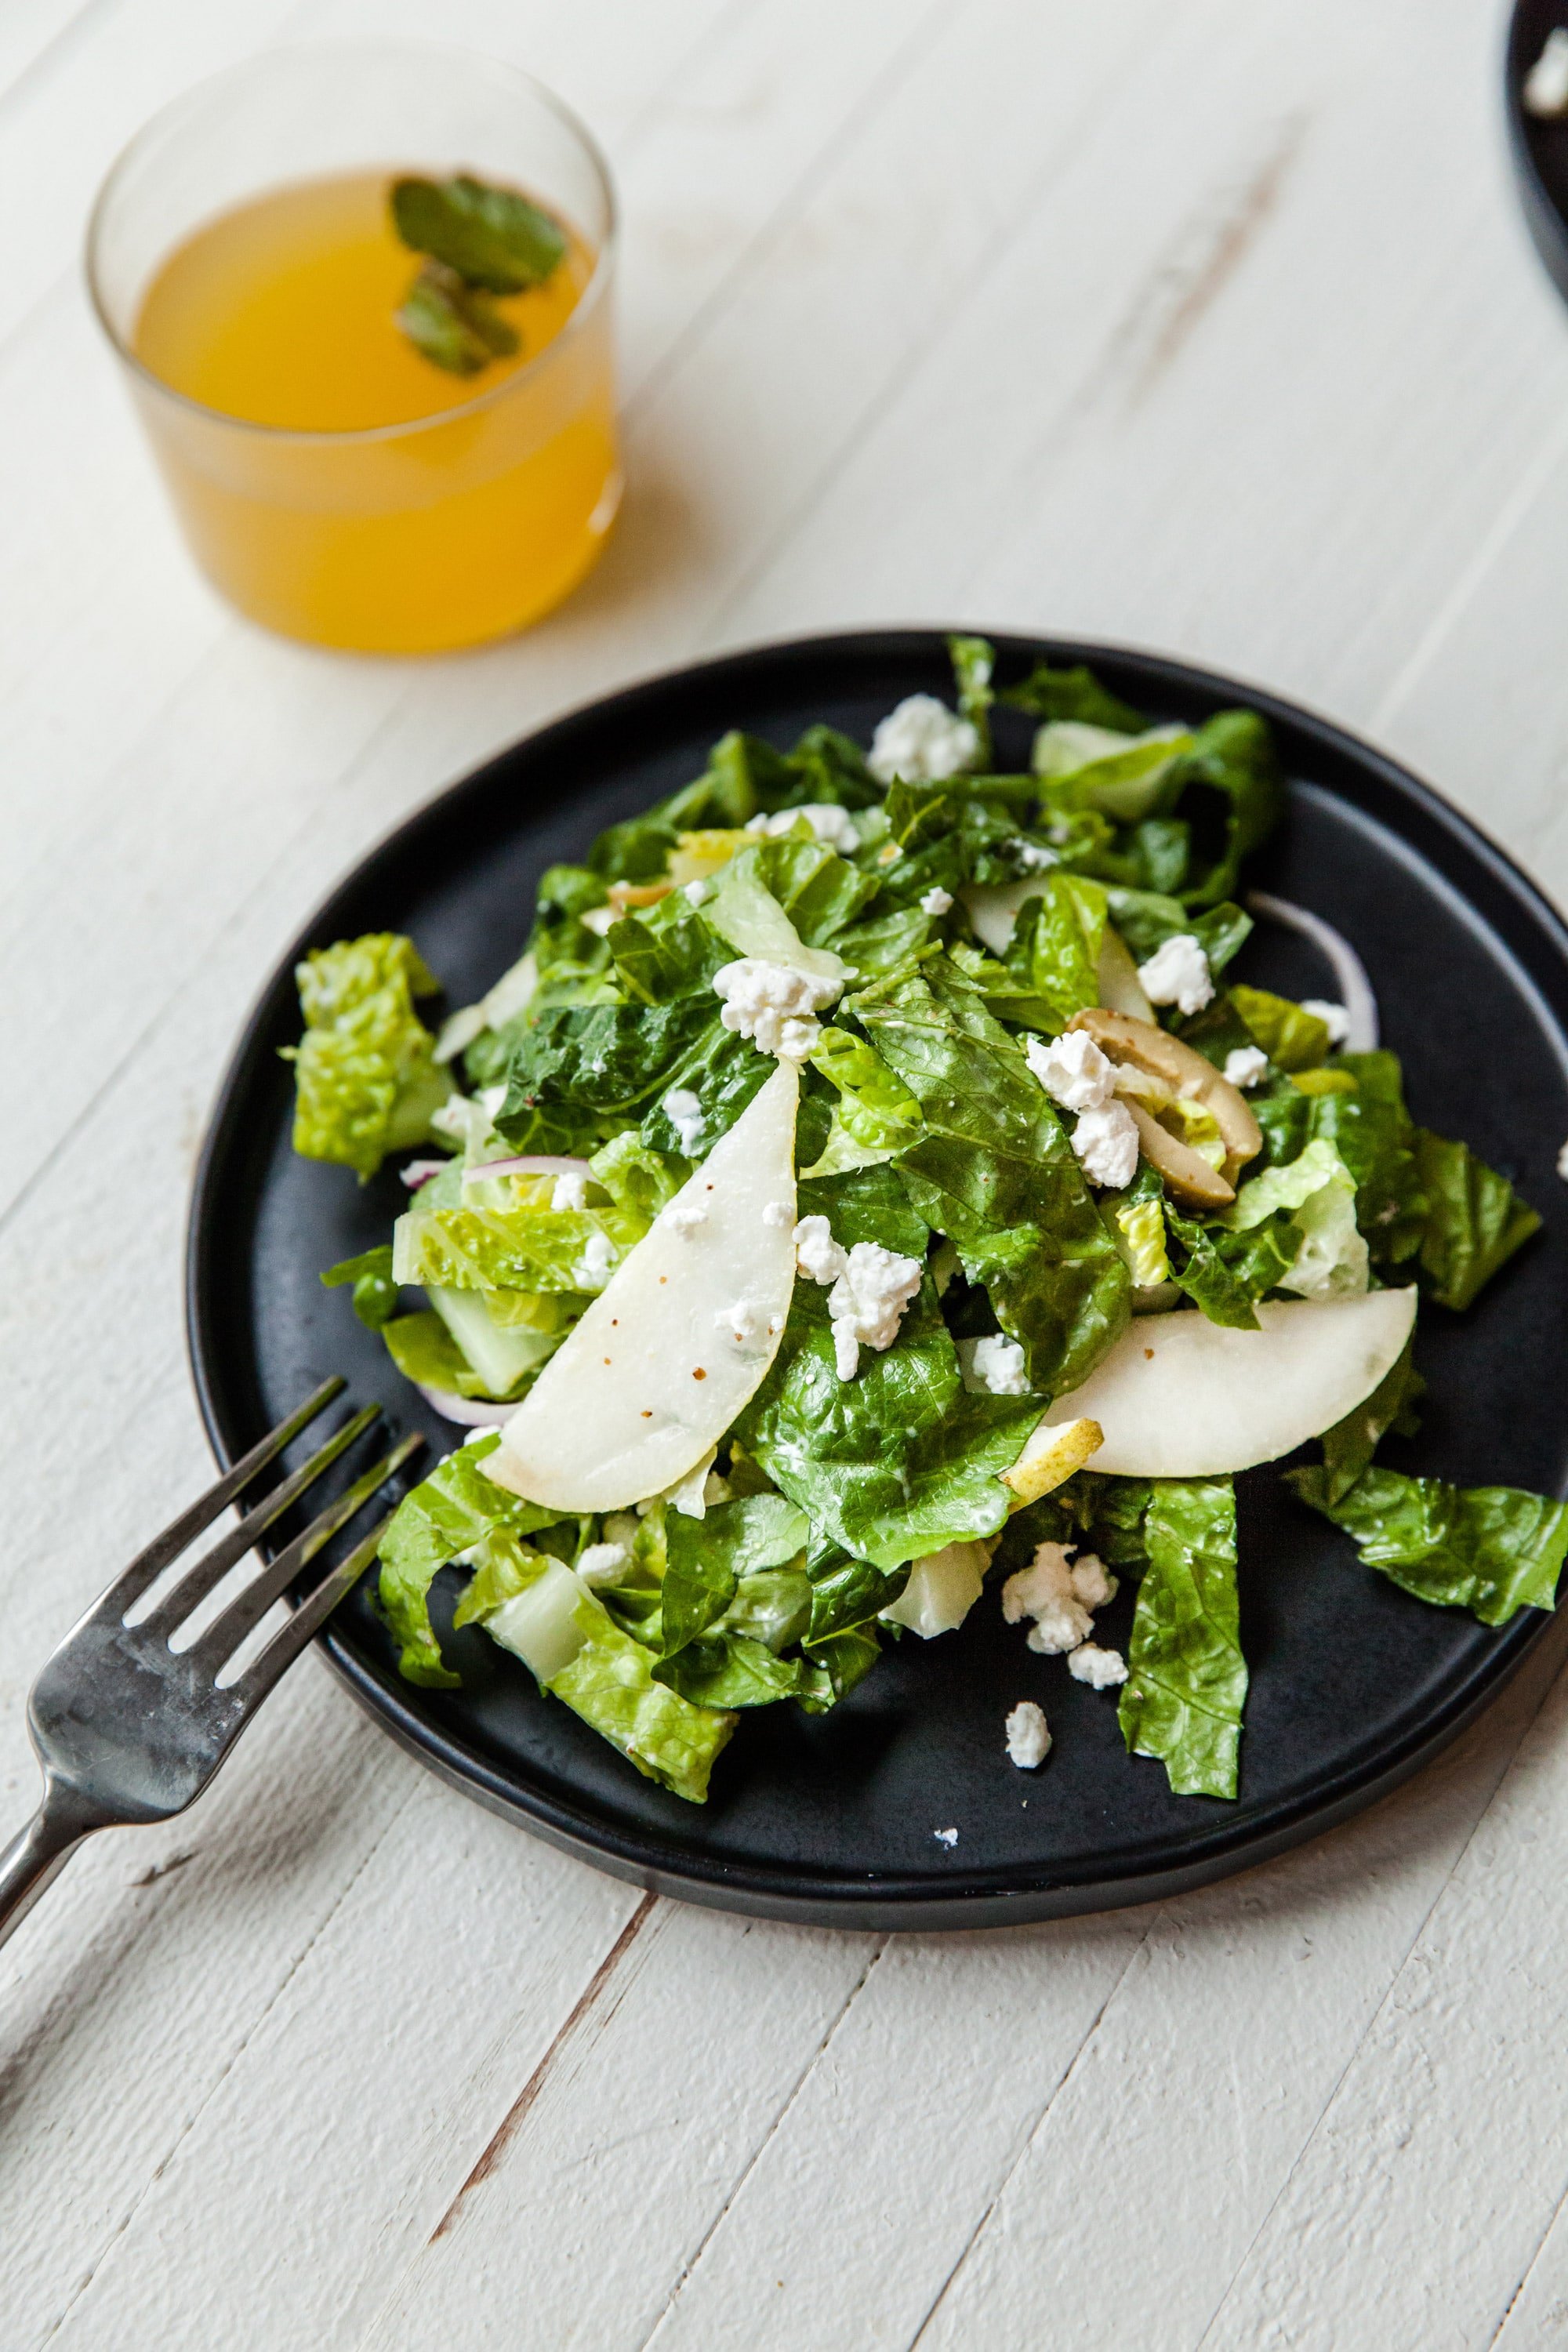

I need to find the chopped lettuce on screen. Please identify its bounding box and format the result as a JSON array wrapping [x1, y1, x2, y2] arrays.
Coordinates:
[[1120, 1478, 1247, 1798], [1229, 984, 1330, 1072], [376, 1436, 562, 1686], [382, 1308, 494, 1399], [855, 967, 1129, 1392], [1002, 871, 1107, 1031], [320, 1244, 399, 1330], [292, 652, 1566, 1813], [806, 1025, 923, 1167], [289, 934, 452, 1178], [1288, 1465, 1568, 1625], [948, 633, 996, 767], [1001, 659, 1146, 732], [1033, 722, 1194, 824], [480, 1559, 738, 1802], [1410, 1129, 1540, 1310], [1225, 1138, 1368, 1299], [742, 1281, 1040, 1571]]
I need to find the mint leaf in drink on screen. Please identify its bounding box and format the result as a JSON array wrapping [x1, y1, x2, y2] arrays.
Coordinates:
[[396, 260, 520, 376], [391, 173, 567, 292]]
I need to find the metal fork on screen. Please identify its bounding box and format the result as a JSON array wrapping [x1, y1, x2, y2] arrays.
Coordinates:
[[0, 1378, 421, 1952]]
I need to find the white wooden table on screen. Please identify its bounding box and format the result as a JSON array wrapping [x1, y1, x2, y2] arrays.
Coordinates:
[[6, 2, 1568, 2343]]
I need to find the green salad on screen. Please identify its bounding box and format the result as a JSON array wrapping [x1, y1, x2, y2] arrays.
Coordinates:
[[291, 639, 1566, 1806]]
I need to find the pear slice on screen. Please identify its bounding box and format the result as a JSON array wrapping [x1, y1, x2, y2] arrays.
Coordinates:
[[1049, 1288, 1417, 1477], [1003, 1417, 1105, 1508], [485, 1063, 800, 1512], [960, 877, 1042, 957]]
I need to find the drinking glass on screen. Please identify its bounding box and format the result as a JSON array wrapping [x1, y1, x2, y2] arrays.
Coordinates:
[[86, 41, 619, 652]]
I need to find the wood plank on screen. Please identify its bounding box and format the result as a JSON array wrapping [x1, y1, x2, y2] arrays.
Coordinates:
[[1192, 1649, 1568, 2352]]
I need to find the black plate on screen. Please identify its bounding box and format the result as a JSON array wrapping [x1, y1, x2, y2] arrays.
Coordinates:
[[187, 631, 1568, 1929], [1507, 0, 1568, 303]]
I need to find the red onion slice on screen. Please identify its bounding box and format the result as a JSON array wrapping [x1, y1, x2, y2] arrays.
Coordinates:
[[400, 1159, 449, 1191], [415, 1384, 517, 1428], [1246, 891, 1378, 1051], [466, 1153, 595, 1182]]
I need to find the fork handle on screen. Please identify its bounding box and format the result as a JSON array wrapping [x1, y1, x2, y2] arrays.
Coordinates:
[[0, 1791, 94, 1954]]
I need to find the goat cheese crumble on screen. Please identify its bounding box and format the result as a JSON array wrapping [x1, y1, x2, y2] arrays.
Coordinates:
[[1002, 1542, 1119, 1655], [683, 877, 711, 906], [933, 1826, 960, 1848], [662, 1198, 710, 1237], [793, 1214, 922, 1380], [551, 1171, 589, 1211], [868, 695, 980, 785], [1005, 1700, 1051, 1769], [745, 803, 861, 855], [959, 1332, 1029, 1396], [920, 885, 955, 916], [575, 1231, 617, 1287], [1526, 26, 1568, 115], [662, 1087, 706, 1155], [1137, 933, 1214, 1017], [1301, 997, 1352, 1047], [1070, 1100, 1140, 1189], [1009, 839, 1058, 873], [761, 1200, 793, 1228], [713, 957, 840, 1062], [714, 1298, 774, 1346], [1027, 1028, 1117, 1113], [1223, 1045, 1270, 1091], [1025, 1029, 1138, 1186], [1067, 1642, 1128, 1690]]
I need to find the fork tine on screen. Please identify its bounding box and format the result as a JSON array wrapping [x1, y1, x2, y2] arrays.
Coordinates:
[[97, 1376, 346, 1617], [191, 1432, 423, 1671], [230, 1513, 397, 1708], [135, 1403, 380, 1639]]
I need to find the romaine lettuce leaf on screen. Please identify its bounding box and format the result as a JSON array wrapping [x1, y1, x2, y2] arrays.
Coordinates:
[[1225, 1138, 1369, 1299], [949, 633, 996, 768], [609, 900, 726, 1005], [543, 1606, 737, 1801], [381, 1309, 494, 1399], [376, 1435, 562, 1686], [1229, 984, 1330, 1071], [855, 968, 1130, 1392], [321, 1244, 400, 1330], [1410, 1129, 1540, 1311], [1165, 1207, 1295, 1328], [637, 1019, 774, 1158], [1119, 1477, 1246, 1798], [1033, 723, 1194, 823], [588, 1131, 685, 1221], [659, 1494, 810, 1654], [1102, 887, 1252, 981], [1000, 660, 1146, 732], [807, 1025, 923, 1162], [1302, 1051, 1428, 1264], [1165, 709, 1283, 907], [289, 933, 452, 1179], [741, 1280, 1040, 1570], [1002, 871, 1107, 1030], [498, 997, 717, 1129], [392, 1186, 643, 1294], [1287, 1465, 1568, 1624], [652, 1632, 821, 1709]]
